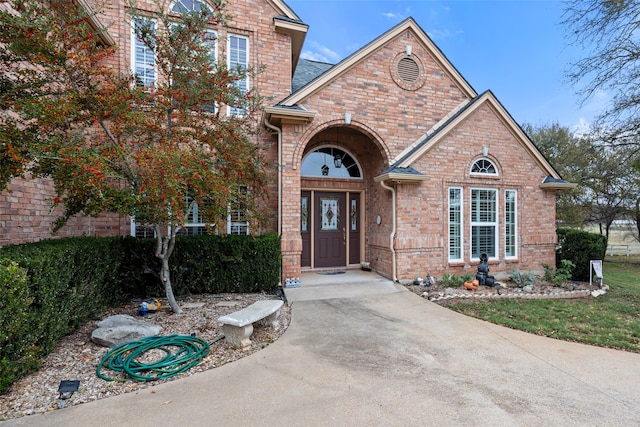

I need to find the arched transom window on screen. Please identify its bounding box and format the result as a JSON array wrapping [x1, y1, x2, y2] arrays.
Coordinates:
[[471, 158, 497, 175], [171, 0, 211, 13], [301, 147, 362, 178]]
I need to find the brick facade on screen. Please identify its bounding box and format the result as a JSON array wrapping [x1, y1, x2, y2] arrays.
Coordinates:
[[1, 0, 565, 285]]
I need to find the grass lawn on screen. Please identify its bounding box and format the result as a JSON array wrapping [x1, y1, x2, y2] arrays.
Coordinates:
[[444, 258, 640, 353]]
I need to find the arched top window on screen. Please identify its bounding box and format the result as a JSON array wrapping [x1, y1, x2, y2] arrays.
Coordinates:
[[471, 158, 497, 175], [301, 147, 362, 178], [171, 0, 211, 13]]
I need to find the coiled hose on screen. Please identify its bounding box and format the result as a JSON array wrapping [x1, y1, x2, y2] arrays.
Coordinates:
[[97, 334, 218, 382]]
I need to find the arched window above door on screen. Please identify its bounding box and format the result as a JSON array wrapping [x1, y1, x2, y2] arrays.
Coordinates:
[[301, 146, 362, 178]]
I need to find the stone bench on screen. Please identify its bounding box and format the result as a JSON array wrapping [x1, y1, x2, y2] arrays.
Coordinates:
[[218, 300, 284, 348]]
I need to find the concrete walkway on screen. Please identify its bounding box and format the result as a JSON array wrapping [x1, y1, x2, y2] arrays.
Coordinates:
[[4, 271, 640, 426]]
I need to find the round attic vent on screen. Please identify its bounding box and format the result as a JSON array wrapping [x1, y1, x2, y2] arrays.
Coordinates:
[[390, 53, 425, 91], [397, 57, 420, 84]]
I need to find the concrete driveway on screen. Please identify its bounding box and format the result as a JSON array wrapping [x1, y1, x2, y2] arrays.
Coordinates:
[[3, 271, 640, 426]]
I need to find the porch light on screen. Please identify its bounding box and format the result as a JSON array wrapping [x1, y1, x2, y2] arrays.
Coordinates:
[[334, 153, 343, 168], [321, 164, 329, 176]]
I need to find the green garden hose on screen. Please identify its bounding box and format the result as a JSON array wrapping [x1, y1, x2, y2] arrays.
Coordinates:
[[96, 334, 218, 382]]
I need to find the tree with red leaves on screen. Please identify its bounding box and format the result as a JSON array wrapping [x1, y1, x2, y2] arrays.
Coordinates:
[[0, 0, 268, 313]]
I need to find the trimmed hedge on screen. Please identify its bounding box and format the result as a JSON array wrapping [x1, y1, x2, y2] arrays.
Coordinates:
[[117, 233, 282, 297], [0, 233, 280, 394], [556, 228, 607, 281], [0, 238, 124, 393]]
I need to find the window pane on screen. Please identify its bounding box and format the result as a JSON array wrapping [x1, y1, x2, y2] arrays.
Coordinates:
[[471, 189, 497, 259], [449, 188, 462, 260], [133, 18, 156, 87], [472, 225, 496, 259], [228, 35, 248, 116], [505, 190, 517, 257]]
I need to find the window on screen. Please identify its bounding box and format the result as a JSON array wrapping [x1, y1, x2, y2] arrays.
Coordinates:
[[228, 34, 249, 116], [471, 189, 497, 259], [131, 18, 156, 88], [301, 147, 362, 178], [227, 186, 249, 235], [505, 190, 517, 258], [183, 196, 208, 236], [171, 0, 211, 13], [471, 158, 497, 175], [448, 187, 463, 261]]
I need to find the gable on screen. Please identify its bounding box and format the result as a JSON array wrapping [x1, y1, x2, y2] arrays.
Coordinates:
[[280, 17, 476, 106], [393, 91, 564, 181]]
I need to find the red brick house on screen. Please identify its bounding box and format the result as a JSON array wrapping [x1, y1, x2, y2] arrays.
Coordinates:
[[0, 0, 574, 283]]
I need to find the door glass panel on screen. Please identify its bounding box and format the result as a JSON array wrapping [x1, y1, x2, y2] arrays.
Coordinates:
[[301, 196, 308, 232], [320, 197, 340, 231], [350, 198, 357, 231]]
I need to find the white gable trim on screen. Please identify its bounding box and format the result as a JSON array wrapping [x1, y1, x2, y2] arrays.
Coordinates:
[[397, 92, 562, 180], [267, 0, 301, 21], [281, 18, 476, 106]]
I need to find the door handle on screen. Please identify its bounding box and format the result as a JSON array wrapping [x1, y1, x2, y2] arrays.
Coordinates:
[[342, 227, 346, 243]]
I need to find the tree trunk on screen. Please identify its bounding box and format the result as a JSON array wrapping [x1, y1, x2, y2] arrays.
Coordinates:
[[155, 224, 182, 314]]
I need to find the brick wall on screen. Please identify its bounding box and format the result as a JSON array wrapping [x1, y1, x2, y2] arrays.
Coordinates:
[[0, 176, 129, 247]]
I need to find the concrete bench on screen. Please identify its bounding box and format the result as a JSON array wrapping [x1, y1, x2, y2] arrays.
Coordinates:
[[218, 300, 284, 348]]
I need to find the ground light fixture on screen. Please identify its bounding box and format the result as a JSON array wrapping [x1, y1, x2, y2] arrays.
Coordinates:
[[58, 380, 80, 408]]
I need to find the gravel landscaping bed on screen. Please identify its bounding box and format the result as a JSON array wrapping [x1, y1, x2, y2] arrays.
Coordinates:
[[403, 279, 603, 303], [0, 293, 290, 421]]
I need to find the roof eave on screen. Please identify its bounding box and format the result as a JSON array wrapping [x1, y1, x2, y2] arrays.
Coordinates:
[[264, 106, 316, 125], [76, 0, 116, 47], [374, 173, 429, 184], [274, 17, 308, 74], [540, 181, 578, 190]]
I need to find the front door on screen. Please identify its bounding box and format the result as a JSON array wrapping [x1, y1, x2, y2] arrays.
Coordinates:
[[314, 192, 346, 268]]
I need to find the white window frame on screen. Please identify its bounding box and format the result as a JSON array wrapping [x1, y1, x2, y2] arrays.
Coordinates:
[[470, 188, 498, 260], [448, 187, 463, 262], [227, 34, 249, 116], [130, 17, 157, 88], [227, 186, 249, 235], [505, 189, 518, 259], [470, 158, 498, 176], [170, 0, 211, 13]]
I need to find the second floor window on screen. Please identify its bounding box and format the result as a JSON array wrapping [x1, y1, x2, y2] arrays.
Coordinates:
[[131, 18, 157, 88], [228, 34, 249, 116]]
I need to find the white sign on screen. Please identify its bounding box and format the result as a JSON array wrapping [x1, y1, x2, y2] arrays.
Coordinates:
[[590, 260, 603, 288]]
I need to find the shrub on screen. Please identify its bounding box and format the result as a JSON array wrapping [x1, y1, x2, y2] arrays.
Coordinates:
[[542, 259, 575, 285], [510, 268, 537, 288], [0, 260, 38, 394], [556, 228, 607, 281], [441, 273, 463, 287]]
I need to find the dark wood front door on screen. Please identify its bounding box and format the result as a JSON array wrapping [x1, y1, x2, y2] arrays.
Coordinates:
[[314, 192, 346, 268]]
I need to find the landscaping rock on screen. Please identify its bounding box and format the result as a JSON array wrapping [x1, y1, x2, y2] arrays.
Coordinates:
[[523, 285, 535, 293], [91, 314, 163, 348]]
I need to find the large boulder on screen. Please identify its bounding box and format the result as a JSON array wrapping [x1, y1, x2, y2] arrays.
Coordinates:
[[91, 314, 162, 348]]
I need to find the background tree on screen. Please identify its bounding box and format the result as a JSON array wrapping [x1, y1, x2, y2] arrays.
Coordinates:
[[563, 0, 640, 143], [524, 122, 591, 226], [0, 0, 268, 313]]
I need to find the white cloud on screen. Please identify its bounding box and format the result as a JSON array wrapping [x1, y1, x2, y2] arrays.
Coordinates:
[[300, 41, 342, 63], [427, 28, 464, 41]]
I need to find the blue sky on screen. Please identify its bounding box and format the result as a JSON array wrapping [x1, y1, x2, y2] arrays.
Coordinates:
[[286, 0, 607, 133]]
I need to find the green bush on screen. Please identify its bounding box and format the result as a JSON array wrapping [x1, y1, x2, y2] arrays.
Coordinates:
[[0, 233, 281, 393], [0, 260, 38, 394], [0, 238, 124, 393], [441, 273, 463, 287], [116, 233, 281, 297], [510, 268, 537, 288], [556, 228, 607, 281], [542, 259, 575, 285]]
